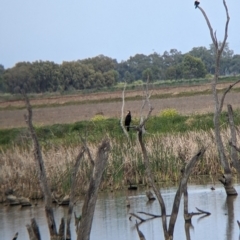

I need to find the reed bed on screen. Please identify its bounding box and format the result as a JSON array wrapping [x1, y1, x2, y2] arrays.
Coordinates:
[[0, 127, 238, 202]]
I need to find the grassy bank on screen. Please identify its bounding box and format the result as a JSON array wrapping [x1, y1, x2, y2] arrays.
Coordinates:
[[2, 110, 239, 147], [0, 111, 240, 201]]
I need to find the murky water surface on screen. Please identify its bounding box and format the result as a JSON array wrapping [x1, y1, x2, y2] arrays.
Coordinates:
[[1, 182, 240, 240]]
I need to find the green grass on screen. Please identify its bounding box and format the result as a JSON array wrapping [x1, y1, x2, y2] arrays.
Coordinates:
[[1, 110, 240, 148]]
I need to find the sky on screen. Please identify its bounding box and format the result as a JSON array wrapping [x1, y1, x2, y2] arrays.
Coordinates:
[[1, 0, 240, 69]]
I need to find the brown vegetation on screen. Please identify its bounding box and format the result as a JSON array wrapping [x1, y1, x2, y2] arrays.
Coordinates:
[[0, 83, 240, 129], [0, 128, 238, 203]]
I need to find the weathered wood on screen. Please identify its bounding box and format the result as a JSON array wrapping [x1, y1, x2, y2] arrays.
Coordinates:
[[138, 128, 169, 239], [146, 190, 156, 201], [168, 148, 205, 237], [19, 197, 32, 207], [66, 146, 85, 240], [26, 224, 38, 240], [31, 218, 41, 240], [58, 218, 65, 240], [77, 139, 110, 240], [137, 211, 170, 218], [24, 93, 58, 236], [198, 1, 237, 196], [227, 104, 240, 174], [129, 213, 146, 223], [6, 194, 20, 206], [12, 232, 18, 240], [74, 212, 81, 228], [136, 221, 146, 240]]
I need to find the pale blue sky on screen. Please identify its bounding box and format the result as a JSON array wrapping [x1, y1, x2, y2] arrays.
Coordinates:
[[1, 0, 239, 69]]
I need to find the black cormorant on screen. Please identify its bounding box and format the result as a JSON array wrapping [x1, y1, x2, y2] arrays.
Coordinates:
[[194, 1, 200, 8], [125, 110, 131, 131]]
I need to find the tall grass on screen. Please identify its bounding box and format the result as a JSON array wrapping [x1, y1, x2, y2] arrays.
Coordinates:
[[1, 110, 240, 201], [0, 125, 239, 201]]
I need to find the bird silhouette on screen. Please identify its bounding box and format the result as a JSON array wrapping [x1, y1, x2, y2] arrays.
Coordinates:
[[194, 1, 200, 8], [125, 110, 132, 131]]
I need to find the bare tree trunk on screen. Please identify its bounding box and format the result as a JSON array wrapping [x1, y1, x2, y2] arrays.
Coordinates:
[[198, 1, 237, 195], [167, 149, 205, 237], [138, 130, 169, 239], [24, 94, 59, 237], [184, 190, 191, 240], [77, 139, 110, 240], [26, 218, 41, 240], [227, 104, 240, 174], [66, 147, 86, 240]]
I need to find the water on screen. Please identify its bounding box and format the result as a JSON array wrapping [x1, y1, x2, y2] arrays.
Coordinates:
[[1, 183, 240, 240]]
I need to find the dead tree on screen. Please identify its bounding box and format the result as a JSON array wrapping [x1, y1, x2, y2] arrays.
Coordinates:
[[24, 94, 58, 239], [197, 0, 239, 195], [24, 93, 110, 240], [122, 79, 207, 239], [77, 139, 110, 240], [66, 146, 86, 240], [227, 104, 240, 174], [12, 233, 18, 240], [135, 221, 146, 240]]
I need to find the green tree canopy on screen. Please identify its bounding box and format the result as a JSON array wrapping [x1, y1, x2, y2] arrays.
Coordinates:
[[182, 55, 207, 79]]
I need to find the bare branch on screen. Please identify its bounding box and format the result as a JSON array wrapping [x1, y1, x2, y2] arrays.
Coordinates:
[[229, 141, 240, 153], [77, 139, 110, 240], [227, 104, 240, 176], [81, 137, 94, 166], [66, 146, 86, 239], [220, 0, 230, 53], [129, 213, 146, 223], [23, 93, 58, 237], [120, 82, 130, 139], [219, 80, 240, 112], [137, 211, 170, 218], [195, 207, 211, 215], [12, 232, 19, 240], [168, 148, 206, 237], [138, 130, 168, 238], [135, 221, 146, 240], [198, 6, 217, 46]]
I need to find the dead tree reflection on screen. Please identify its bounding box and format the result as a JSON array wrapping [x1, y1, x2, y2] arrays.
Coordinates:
[[184, 189, 211, 240]]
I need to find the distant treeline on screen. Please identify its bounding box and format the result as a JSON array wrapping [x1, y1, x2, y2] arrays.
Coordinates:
[[0, 43, 240, 93]]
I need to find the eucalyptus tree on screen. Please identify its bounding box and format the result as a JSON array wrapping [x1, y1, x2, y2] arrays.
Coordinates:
[[0, 64, 5, 91], [182, 54, 207, 79], [3, 62, 33, 93], [188, 46, 215, 74], [31, 61, 61, 92]]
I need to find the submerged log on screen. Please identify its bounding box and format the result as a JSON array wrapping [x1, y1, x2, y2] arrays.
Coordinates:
[[127, 180, 138, 190], [146, 191, 156, 201], [12, 232, 18, 240], [136, 221, 146, 240], [59, 195, 70, 206], [6, 195, 20, 206], [26, 218, 41, 240], [126, 197, 130, 208], [19, 197, 32, 207]]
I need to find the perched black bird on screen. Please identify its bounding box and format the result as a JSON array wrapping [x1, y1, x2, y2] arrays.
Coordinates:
[[125, 110, 131, 131], [194, 0, 200, 8]]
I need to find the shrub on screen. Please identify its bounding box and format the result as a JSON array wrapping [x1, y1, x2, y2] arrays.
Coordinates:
[[91, 115, 107, 122], [159, 108, 179, 118]]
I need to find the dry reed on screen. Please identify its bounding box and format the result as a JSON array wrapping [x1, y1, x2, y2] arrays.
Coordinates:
[[0, 127, 239, 202]]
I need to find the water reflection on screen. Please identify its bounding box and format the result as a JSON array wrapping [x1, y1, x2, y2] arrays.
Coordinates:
[[1, 183, 240, 240]]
